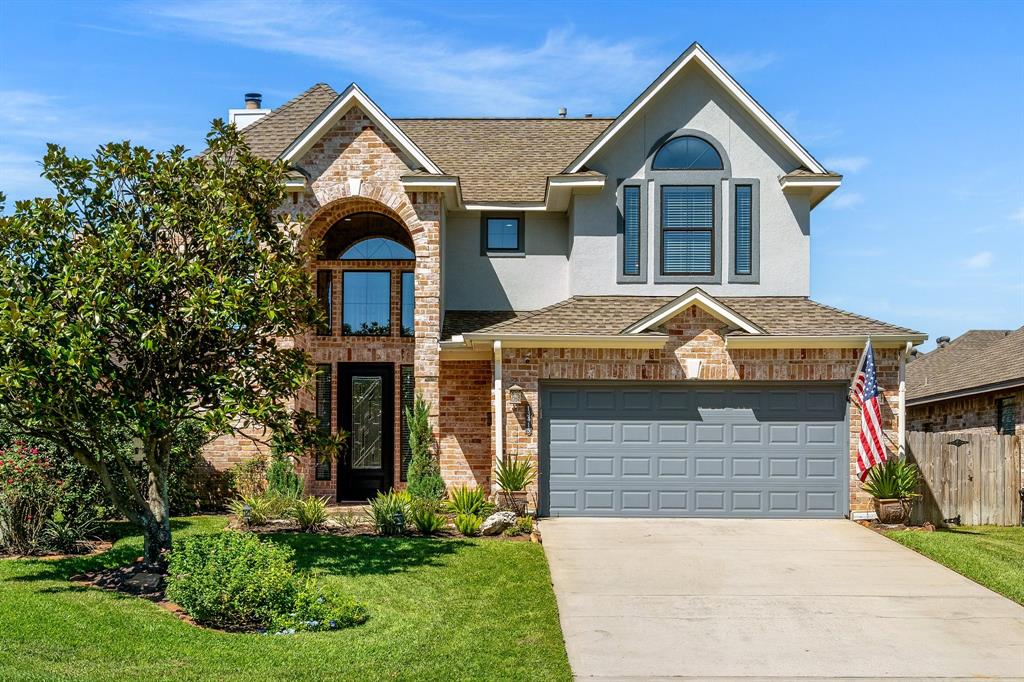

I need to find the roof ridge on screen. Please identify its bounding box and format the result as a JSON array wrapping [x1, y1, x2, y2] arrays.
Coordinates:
[[393, 117, 616, 121]]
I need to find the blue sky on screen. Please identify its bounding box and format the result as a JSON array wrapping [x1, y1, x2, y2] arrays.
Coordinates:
[[1, 0, 1021, 347]]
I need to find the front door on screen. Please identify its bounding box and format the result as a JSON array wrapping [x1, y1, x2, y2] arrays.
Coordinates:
[[338, 363, 394, 500]]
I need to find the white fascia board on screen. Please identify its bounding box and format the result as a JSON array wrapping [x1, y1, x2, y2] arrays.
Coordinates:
[[280, 84, 443, 174], [780, 175, 843, 208], [462, 177, 606, 213], [283, 177, 307, 191], [401, 175, 463, 208], [463, 203, 550, 212], [461, 333, 668, 350], [725, 334, 929, 349], [566, 43, 826, 175], [624, 289, 764, 335]]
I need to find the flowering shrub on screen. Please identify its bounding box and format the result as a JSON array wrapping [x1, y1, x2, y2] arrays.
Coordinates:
[[269, 577, 369, 633], [0, 441, 58, 554]]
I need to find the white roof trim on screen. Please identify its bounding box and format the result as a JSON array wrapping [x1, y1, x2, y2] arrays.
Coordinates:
[[280, 83, 443, 174], [726, 334, 928, 349], [566, 43, 827, 175], [623, 288, 764, 335]]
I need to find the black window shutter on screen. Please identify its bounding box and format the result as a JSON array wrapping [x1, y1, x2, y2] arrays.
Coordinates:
[[399, 365, 415, 480], [314, 364, 332, 480]]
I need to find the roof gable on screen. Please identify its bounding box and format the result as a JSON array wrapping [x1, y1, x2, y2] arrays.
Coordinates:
[[565, 43, 827, 175], [279, 84, 443, 174], [622, 288, 764, 335], [907, 327, 1024, 403]]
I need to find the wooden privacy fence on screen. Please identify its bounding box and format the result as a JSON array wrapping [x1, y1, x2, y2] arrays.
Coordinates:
[[906, 431, 1022, 527]]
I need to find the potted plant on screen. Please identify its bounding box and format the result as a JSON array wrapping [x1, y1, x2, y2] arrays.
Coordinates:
[[495, 455, 535, 515], [861, 456, 921, 524]]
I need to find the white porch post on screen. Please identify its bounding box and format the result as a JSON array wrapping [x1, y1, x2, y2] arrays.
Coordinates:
[[898, 341, 911, 456], [492, 340, 503, 490]]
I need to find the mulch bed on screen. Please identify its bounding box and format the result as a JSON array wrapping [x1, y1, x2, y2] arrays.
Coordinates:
[[858, 520, 937, 534], [0, 540, 113, 561], [230, 516, 540, 542]]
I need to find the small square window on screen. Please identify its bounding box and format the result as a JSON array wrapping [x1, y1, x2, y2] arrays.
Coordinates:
[[486, 218, 520, 250]]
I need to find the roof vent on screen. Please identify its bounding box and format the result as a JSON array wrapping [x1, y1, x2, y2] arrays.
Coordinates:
[[936, 336, 951, 348], [229, 92, 271, 130], [557, 107, 567, 118], [584, 113, 593, 118]]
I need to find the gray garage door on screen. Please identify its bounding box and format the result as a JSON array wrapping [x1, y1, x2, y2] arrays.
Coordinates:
[[540, 383, 848, 518]]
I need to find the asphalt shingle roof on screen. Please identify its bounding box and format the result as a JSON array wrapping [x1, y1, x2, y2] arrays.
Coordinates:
[[442, 296, 922, 340], [907, 328, 1024, 402], [240, 84, 339, 160], [393, 118, 613, 203]]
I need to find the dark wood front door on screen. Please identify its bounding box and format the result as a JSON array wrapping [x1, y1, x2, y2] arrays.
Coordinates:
[[338, 363, 394, 500]]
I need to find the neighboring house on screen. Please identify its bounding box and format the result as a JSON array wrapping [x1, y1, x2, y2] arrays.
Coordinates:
[[907, 328, 1024, 436], [203, 43, 926, 519]]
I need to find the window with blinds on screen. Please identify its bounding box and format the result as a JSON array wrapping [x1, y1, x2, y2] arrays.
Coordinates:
[[734, 185, 753, 276], [622, 186, 641, 276], [661, 185, 713, 275], [314, 364, 332, 480], [316, 270, 332, 335]]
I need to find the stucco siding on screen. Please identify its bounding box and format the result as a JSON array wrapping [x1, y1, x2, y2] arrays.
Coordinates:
[[443, 210, 571, 310], [569, 62, 811, 297]]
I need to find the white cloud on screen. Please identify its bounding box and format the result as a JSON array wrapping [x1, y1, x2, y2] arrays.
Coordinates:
[[822, 155, 869, 174], [144, 1, 661, 116], [718, 50, 780, 74], [826, 191, 864, 209], [1011, 207, 1024, 223], [964, 251, 994, 269]]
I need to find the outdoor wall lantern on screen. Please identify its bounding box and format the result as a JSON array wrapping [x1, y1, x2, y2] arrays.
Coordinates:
[[507, 384, 533, 435]]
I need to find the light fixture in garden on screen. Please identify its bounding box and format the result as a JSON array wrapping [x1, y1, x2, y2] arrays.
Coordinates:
[[242, 504, 252, 529]]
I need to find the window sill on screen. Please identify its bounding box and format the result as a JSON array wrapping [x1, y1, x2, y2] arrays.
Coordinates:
[[653, 272, 722, 285], [483, 250, 527, 258]]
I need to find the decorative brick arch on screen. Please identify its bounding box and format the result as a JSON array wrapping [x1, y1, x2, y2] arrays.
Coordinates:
[[300, 192, 443, 432]]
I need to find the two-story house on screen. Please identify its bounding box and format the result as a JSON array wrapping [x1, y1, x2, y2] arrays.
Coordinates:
[[203, 43, 926, 519]]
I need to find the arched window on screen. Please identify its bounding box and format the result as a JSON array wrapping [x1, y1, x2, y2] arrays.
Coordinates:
[[320, 212, 414, 260], [651, 135, 724, 171], [341, 237, 414, 260]]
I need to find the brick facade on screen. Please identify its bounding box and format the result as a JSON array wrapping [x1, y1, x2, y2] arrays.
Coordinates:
[[908, 388, 1023, 436], [459, 306, 901, 515], [203, 106, 441, 501]]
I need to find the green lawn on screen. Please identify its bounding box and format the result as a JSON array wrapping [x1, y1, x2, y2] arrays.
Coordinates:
[[885, 525, 1024, 605], [0, 516, 571, 681]]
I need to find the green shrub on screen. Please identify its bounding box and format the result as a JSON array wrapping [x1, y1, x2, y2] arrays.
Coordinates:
[[495, 455, 536, 492], [0, 441, 57, 554], [862, 457, 921, 500], [229, 456, 268, 498], [368, 490, 410, 536], [267, 452, 303, 499], [447, 485, 486, 516], [409, 501, 447, 536], [502, 515, 534, 537], [454, 513, 482, 537], [290, 496, 329, 531], [332, 509, 364, 531], [405, 396, 446, 501], [166, 532, 298, 629], [270, 577, 369, 633]]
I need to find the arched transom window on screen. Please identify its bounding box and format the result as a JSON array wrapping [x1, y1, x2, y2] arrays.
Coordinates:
[[651, 135, 724, 171]]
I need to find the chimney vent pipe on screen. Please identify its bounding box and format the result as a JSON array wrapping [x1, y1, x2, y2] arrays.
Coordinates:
[[244, 92, 263, 110], [557, 107, 567, 118]]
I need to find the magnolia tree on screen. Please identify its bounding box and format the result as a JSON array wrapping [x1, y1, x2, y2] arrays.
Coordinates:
[[0, 123, 331, 563]]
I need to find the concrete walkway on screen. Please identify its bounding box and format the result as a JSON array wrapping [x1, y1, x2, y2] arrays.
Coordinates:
[[541, 518, 1024, 680]]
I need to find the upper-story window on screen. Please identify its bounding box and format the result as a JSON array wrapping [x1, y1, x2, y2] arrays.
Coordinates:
[[651, 135, 724, 171], [481, 213, 525, 256], [661, 185, 714, 275], [343, 271, 391, 336]]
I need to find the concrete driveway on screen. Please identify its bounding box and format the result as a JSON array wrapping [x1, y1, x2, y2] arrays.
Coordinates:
[[542, 518, 1024, 680]]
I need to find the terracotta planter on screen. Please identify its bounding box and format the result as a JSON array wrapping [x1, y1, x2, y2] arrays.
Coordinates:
[[874, 498, 911, 524], [500, 490, 529, 515]]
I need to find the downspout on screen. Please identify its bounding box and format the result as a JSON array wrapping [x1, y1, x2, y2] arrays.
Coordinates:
[[898, 341, 911, 457], [492, 340, 503, 491]]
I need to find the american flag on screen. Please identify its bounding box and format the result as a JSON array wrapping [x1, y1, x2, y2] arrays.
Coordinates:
[[853, 340, 888, 481]]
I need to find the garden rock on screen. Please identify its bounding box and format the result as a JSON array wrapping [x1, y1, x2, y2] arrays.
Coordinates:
[[481, 511, 517, 536]]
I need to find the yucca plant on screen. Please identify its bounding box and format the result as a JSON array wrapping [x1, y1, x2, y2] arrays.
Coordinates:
[[368, 489, 410, 536], [446, 485, 486, 516], [495, 455, 536, 492], [409, 501, 447, 536], [454, 513, 482, 537], [290, 496, 329, 531], [862, 457, 921, 500]]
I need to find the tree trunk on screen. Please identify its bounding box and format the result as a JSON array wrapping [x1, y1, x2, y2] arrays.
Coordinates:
[[142, 450, 172, 566]]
